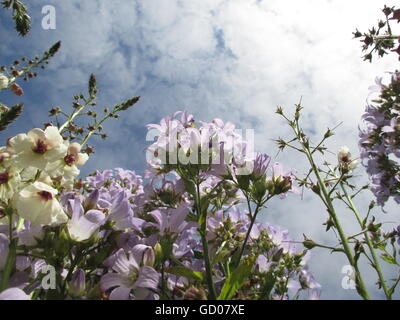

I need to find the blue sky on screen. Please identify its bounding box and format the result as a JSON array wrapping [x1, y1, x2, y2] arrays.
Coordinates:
[[1, 0, 399, 299]]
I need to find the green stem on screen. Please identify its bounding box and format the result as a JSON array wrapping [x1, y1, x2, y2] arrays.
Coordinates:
[[340, 183, 391, 300], [234, 196, 260, 268], [291, 119, 371, 299], [0, 240, 16, 291], [0, 210, 16, 291], [305, 147, 370, 299], [58, 97, 94, 133], [195, 181, 217, 300]]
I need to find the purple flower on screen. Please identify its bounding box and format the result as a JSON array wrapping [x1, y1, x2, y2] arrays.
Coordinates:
[[17, 221, 44, 247], [66, 197, 106, 242], [252, 153, 271, 180], [68, 269, 86, 298], [147, 203, 197, 236], [101, 247, 160, 300], [359, 72, 400, 206], [0, 288, 29, 300]]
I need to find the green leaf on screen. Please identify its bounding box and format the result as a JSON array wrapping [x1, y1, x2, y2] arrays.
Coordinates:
[[218, 258, 255, 300], [165, 266, 204, 281], [380, 253, 396, 265], [0, 103, 23, 131]]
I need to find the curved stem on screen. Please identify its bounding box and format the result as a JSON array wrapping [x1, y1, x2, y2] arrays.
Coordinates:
[[340, 183, 391, 299], [304, 147, 370, 299]]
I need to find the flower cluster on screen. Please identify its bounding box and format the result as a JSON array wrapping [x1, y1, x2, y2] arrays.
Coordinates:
[[359, 72, 400, 206], [0, 112, 319, 300], [0, 125, 88, 226]]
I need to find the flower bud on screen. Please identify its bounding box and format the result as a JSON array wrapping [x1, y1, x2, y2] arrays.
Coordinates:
[[143, 247, 155, 267], [83, 189, 99, 210], [10, 83, 23, 96], [68, 269, 86, 298], [0, 74, 9, 90], [271, 247, 284, 262], [154, 242, 163, 264], [252, 179, 268, 200], [303, 239, 317, 250], [273, 176, 292, 195]]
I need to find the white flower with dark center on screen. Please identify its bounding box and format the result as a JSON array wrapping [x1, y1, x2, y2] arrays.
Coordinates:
[[47, 142, 88, 179], [338, 146, 358, 170], [14, 181, 68, 226], [9, 126, 67, 171]]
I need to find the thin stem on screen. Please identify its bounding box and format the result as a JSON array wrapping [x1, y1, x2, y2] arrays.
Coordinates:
[[58, 97, 94, 133], [291, 120, 370, 299], [340, 183, 391, 299], [195, 181, 217, 300], [234, 195, 261, 268], [304, 147, 370, 299]]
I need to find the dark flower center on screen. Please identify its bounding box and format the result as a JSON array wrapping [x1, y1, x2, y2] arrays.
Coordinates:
[[37, 190, 53, 201], [33, 140, 48, 154], [0, 208, 5, 219], [64, 154, 76, 166], [0, 172, 9, 185], [341, 155, 350, 163]]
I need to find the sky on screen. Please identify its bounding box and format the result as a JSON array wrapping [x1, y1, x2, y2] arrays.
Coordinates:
[[0, 0, 399, 299]]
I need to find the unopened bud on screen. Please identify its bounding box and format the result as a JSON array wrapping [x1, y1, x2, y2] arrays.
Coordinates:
[[143, 247, 155, 267], [10, 83, 23, 96], [68, 269, 86, 298], [83, 189, 99, 211]]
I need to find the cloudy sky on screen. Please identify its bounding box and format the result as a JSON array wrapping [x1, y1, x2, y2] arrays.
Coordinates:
[[1, 0, 399, 299]]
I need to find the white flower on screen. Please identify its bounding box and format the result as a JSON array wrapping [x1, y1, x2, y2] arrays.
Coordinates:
[[0, 167, 20, 200], [46, 142, 89, 180], [338, 146, 351, 164], [338, 146, 358, 170], [9, 126, 67, 171], [0, 73, 9, 90], [14, 181, 68, 226]]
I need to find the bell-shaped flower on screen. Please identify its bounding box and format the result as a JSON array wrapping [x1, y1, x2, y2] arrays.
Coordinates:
[[14, 181, 68, 226], [148, 203, 197, 236], [100, 247, 160, 300], [66, 198, 105, 242], [9, 126, 67, 171]]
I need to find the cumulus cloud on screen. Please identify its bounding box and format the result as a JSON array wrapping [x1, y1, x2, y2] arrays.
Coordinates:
[[0, 0, 399, 298]]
